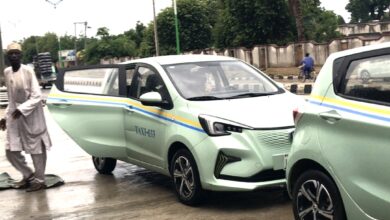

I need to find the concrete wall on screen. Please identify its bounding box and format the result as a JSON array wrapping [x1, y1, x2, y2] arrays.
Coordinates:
[[266, 45, 295, 67], [338, 22, 390, 36], [198, 34, 390, 68]]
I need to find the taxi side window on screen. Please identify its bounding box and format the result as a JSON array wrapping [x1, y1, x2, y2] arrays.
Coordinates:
[[64, 68, 119, 96], [341, 54, 390, 104], [128, 66, 169, 101]]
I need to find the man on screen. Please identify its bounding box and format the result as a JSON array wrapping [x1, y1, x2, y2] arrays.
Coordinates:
[[0, 42, 52, 192], [301, 53, 314, 81]]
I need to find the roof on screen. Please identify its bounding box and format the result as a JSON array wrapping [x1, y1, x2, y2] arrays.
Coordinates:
[[121, 54, 236, 66]]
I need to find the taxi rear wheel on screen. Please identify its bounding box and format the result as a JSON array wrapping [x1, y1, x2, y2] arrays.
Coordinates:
[[170, 149, 205, 206], [292, 170, 346, 220], [92, 156, 117, 174]]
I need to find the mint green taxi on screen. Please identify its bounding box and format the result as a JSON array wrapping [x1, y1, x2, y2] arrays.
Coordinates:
[[47, 55, 301, 205], [287, 43, 390, 219]]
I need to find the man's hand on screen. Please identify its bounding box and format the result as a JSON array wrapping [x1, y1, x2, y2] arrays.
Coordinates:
[[0, 118, 6, 131], [11, 109, 22, 119]]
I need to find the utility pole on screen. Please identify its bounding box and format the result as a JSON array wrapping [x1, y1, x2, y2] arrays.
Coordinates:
[[173, 0, 180, 54], [74, 22, 78, 66], [74, 21, 89, 66], [0, 25, 5, 86], [84, 21, 88, 50], [152, 0, 160, 56]]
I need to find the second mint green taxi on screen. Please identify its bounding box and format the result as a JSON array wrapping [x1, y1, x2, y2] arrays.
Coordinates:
[[47, 55, 302, 205], [287, 42, 390, 219]]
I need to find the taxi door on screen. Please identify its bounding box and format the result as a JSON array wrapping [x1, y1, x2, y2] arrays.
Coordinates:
[[124, 64, 173, 169], [47, 65, 128, 159]]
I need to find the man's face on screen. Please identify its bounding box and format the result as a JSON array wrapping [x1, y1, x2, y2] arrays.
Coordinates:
[[7, 50, 22, 65]]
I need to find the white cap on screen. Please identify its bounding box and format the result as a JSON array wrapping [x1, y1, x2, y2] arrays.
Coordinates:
[[7, 42, 22, 52]]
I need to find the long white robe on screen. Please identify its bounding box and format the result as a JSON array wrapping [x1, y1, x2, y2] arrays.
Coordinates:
[[4, 64, 52, 154]]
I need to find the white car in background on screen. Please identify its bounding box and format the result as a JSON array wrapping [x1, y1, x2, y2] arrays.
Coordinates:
[[356, 55, 390, 83]]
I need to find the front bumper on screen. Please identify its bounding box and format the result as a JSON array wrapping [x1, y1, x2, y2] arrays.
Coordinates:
[[192, 127, 294, 191]]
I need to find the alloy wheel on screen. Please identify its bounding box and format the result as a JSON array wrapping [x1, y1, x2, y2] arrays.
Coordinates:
[[173, 156, 195, 199], [296, 179, 334, 219], [93, 157, 106, 170]]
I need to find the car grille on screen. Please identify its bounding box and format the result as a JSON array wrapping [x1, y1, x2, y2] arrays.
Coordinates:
[[255, 128, 293, 153]]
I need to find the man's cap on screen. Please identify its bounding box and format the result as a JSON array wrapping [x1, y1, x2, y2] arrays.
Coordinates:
[[7, 42, 22, 52]]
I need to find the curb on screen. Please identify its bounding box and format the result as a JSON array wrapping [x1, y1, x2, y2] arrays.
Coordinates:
[[268, 74, 317, 81], [283, 83, 313, 95]]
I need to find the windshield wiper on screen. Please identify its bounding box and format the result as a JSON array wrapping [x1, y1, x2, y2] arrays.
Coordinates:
[[187, 96, 224, 101], [228, 93, 270, 99]]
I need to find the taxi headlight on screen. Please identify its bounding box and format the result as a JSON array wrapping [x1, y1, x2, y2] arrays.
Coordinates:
[[198, 114, 252, 136]]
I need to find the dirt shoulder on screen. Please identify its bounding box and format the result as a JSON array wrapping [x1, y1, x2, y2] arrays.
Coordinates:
[[263, 66, 322, 76]]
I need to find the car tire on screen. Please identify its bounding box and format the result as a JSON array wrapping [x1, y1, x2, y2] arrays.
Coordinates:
[[360, 70, 370, 83], [170, 149, 205, 206], [92, 156, 117, 174], [292, 170, 346, 220]]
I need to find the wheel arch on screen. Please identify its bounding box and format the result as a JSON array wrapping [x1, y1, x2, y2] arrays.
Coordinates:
[[167, 141, 192, 173], [288, 159, 332, 193]]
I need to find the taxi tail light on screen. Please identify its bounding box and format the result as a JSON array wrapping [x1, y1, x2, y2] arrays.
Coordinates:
[[293, 107, 302, 125]]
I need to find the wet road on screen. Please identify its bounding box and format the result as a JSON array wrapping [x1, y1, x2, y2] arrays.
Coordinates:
[[0, 89, 293, 220]]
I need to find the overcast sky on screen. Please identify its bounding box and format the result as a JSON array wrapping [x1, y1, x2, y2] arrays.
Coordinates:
[[0, 0, 350, 49]]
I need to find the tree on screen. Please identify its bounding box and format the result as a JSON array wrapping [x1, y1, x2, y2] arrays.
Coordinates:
[[139, 23, 156, 58], [152, 0, 213, 55], [289, 0, 305, 41], [346, 0, 390, 23], [96, 27, 110, 39], [59, 35, 77, 51], [214, 0, 295, 48], [84, 27, 137, 64], [21, 36, 39, 64], [124, 21, 146, 48], [21, 33, 60, 63], [300, 0, 341, 42]]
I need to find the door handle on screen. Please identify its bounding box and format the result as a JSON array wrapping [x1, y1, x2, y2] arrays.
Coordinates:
[[52, 100, 72, 108], [125, 106, 134, 113], [319, 110, 341, 123]]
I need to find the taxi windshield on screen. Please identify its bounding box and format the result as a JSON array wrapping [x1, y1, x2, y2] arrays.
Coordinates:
[[164, 61, 281, 100]]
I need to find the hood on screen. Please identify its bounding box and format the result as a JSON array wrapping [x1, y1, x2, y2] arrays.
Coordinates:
[[186, 93, 304, 128]]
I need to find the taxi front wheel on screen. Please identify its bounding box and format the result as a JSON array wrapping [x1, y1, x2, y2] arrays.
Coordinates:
[[170, 149, 205, 206], [92, 156, 117, 174], [292, 170, 346, 220]]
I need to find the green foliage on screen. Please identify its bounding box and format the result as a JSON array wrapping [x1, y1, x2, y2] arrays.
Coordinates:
[[84, 27, 137, 64], [125, 21, 146, 49], [59, 35, 76, 51], [153, 0, 213, 55], [214, 0, 295, 48], [96, 27, 110, 39], [139, 23, 156, 58], [337, 15, 346, 25], [21, 36, 39, 64], [301, 1, 341, 42], [21, 33, 59, 63], [346, 0, 390, 23]]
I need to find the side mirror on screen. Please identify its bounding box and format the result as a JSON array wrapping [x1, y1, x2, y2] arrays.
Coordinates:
[[140, 92, 172, 109]]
